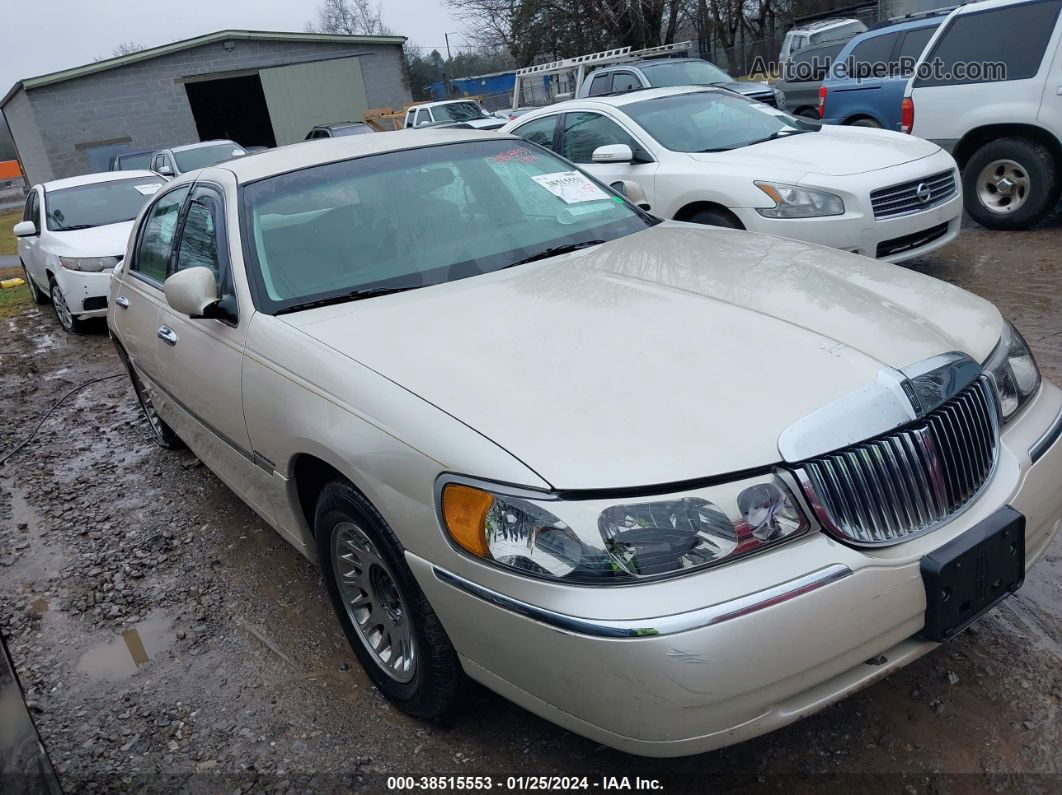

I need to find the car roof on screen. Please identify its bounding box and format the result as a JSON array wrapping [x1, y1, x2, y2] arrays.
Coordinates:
[[791, 17, 860, 33], [322, 122, 368, 129], [216, 129, 514, 184], [168, 140, 241, 153], [41, 169, 160, 191], [863, 13, 944, 34]]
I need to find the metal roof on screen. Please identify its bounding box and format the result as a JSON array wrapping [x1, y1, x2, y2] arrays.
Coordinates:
[[1, 29, 407, 108]]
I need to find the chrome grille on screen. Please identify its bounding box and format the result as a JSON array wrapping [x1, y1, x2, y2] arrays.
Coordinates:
[[798, 378, 997, 545], [870, 170, 956, 219]]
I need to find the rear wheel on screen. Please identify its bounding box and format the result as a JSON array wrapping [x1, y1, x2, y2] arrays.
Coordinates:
[[847, 117, 882, 128], [49, 279, 85, 334], [22, 263, 46, 304], [796, 108, 820, 119], [963, 138, 1059, 230], [126, 363, 184, 449], [316, 480, 464, 718], [687, 207, 744, 229]]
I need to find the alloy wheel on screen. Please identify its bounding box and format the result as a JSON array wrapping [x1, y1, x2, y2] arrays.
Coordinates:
[[976, 159, 1030, 214], [50, 283, 74, 331], [332, 521, 417, 683]]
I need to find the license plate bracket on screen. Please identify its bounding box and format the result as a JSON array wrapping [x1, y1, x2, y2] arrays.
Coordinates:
[[919, 506, 1025, 643]]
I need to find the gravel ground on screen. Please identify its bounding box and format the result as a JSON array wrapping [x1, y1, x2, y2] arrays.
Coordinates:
[[1, 220, 1060, 793]]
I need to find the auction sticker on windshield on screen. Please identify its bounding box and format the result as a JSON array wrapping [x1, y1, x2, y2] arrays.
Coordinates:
[[531, 171, 610, 204]]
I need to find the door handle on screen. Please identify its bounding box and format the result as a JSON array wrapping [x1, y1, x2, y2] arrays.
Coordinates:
[[115, 295, 130, 309], [157, 325, 178, 345]]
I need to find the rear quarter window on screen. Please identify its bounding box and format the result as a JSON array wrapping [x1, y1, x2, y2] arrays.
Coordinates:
[[915, 0, 1062, 86]]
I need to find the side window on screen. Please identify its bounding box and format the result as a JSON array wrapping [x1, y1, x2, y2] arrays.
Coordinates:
[[511, 115, 559, 150], [896, 27, 937, 74], [844, 32, 902, 77], [23, 190, 40, 227], [132, 187, 190, 284], [916, 0, 1061, 86], [174, 195, 222, 280], [611, 72, 641, 92], [588, 73, 612, 96], [559, 112, 637, 163]]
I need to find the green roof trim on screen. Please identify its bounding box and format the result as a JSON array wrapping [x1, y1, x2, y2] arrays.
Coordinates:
[[2, 29, 406, 108]]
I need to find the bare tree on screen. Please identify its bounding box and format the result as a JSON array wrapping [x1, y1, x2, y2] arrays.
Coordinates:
[[112, 41, 144, 57], [307, 0, 393, 35]]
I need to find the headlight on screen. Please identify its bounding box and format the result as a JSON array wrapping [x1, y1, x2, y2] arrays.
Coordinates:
[[983, 321, 1040, 423], [439, 474, 810, 584], [755, 181, 844, 218], [59, 256, 120, 272]]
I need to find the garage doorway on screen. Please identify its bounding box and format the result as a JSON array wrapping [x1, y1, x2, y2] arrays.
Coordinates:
[[185, 74, 277, 148]]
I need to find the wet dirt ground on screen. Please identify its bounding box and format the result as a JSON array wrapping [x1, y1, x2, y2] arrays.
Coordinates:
[[1, 222, 1060, 793]]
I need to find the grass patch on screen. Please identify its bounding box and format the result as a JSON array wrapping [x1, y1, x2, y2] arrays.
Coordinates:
[[0, 264, 30, 317], [0, 208, 23, 256]]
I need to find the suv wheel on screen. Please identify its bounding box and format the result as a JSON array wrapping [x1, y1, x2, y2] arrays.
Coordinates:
[[316, 480, 464, 719], [49, 279, 84, 333], [964, 138, 1060, 230]]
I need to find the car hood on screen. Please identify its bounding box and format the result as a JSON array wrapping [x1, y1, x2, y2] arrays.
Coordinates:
[[282, 224, 1001, 489], [44, 220, 135, 257], [687, 125, 940, 177]]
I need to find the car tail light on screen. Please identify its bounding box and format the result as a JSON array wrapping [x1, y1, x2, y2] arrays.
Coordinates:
[[901, 98, 914, 134], [818, 85, 827, 118]]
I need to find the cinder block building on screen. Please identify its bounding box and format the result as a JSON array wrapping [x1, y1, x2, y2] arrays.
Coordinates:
[[1, 29, 410, 185]]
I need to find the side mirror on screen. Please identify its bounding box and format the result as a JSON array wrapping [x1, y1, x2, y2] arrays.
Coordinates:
[[164, 267, 218, 317], [592, 144, 633, 163], [158, 164, 173, 177], [13, 221, 37, 237]]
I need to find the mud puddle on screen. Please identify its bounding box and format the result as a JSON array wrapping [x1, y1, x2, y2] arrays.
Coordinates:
[[76, 616, 175, 681]]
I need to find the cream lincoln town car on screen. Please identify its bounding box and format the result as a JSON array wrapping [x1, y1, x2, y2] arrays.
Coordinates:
[[107, 130, 1062, 757]]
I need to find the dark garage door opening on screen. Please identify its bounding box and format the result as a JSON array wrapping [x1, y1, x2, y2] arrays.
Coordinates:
[[185, 74, 277, 148]]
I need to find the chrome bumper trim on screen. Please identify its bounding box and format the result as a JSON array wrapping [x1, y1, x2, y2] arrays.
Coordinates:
[[432, 563, 853, 638], [1030, 406, 1062, 463]]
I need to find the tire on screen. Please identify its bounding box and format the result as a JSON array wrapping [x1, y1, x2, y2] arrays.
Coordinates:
[[125, 361, 184, 449], [687, 207, 744, 229], [847, 117, 882, 128], [963, 137, 1060, 230], [796, 108, 820, 120], [49, 278, 85, 334], [22, 262, 46, 305], [315, 480, 464, 719]]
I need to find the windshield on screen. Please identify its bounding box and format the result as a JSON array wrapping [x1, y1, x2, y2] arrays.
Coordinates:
[[242, 139, 651, 313], [639, 60, 733, 87], [117, 152, 152, 170], [174, 143, 246, 171], [624, 90, 816, 152], [432, 102, 489, 122], [45, 178, 163, 231]]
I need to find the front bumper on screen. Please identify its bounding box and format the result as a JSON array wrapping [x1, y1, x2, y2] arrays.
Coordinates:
[[410, 381, 1062, 757], [54, 266, 113, 318]]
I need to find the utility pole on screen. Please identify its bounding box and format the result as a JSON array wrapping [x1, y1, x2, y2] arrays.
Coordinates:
[[444, 32, 457, 97]]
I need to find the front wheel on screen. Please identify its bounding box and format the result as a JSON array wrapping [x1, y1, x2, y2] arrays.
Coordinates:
[[316, 480, 464, 718], [49, 280, 85, 333], [963, 138, 1060, 230], [687, 207, 744, 229]]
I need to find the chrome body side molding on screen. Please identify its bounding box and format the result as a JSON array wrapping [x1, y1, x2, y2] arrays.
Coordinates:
[[432, 564, 853, 638]]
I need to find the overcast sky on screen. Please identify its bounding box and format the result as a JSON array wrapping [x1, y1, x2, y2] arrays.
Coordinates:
[[2, 0, 463, 93]]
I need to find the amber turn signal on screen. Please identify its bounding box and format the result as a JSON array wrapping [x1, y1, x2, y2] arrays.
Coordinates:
[[440, 484, 494, 557]]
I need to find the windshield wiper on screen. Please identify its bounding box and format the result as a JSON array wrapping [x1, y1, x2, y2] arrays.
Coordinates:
[[55, 224, 95, 231], [747, 129, 811, 147], [275, 285, 419, 315], [506, 240, 606, 268]]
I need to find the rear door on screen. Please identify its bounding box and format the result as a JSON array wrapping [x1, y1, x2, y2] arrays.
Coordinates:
[[112, 184, 191, 386], [153, 181, 274, 522], [911, 0, 1062, 145], [1037, 12, 1062, 137]]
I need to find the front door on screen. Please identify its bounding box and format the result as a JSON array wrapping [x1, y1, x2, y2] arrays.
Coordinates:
[[558, 111, 658, 210], [152, 182, 275, 524]]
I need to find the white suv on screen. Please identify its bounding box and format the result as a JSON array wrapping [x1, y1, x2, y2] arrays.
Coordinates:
[[906, 0, 1062, 228]]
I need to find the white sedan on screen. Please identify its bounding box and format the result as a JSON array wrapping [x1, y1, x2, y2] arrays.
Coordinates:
[[108, 130, 1062, 757], [502, 86, 963, 262], [15, 171, 164, 333]]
